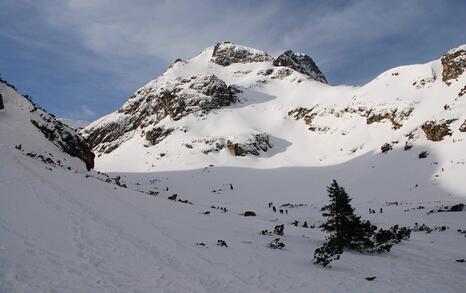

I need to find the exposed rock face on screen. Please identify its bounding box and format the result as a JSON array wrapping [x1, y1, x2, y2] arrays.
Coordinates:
[[211, 42, 273, 66], [421, 119, 456, 141], [366, 112, 403, 130], [289, 106, 413, 131], [0, 93, 4, 110], [459, 120, 466, 132], [441, 46, 466, 83], [83, 73, 239, 154], [288, 107, 313, 120], [144, 127, 174, 146], [227, 133, 272, 156], [30, 109, 94, 170], [273, 50, 327, 83]]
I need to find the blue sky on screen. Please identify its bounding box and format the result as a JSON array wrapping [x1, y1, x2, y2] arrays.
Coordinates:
[[1, 0, 465, 121]]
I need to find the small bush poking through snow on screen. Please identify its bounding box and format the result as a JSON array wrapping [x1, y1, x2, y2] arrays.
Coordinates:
[[268, 238, 285, 249], [274, 224, 284, 236], [418, 151, 429, 159]]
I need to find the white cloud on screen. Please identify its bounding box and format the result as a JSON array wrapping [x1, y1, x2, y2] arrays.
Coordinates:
[[39, 0, 282, 62], [8, 0, 465, 86]]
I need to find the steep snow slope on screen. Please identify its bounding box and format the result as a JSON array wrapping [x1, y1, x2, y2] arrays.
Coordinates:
[[1, 82, 466, 292], [0, 81, 94, 171]]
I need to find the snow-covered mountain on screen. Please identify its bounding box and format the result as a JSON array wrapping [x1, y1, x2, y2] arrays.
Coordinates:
[[83, 42, 466, 180], [1, 43, 466, 293]]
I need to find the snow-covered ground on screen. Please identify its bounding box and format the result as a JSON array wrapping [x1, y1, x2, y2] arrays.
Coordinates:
[[2, 129, 466, 292], [1, 43, 466, 292]]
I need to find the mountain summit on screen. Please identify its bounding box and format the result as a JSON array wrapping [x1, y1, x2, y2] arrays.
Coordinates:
[[82, 43, 466, 175]]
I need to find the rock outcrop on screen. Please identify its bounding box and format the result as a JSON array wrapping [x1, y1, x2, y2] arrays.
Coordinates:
[[144, 127, 174, 146], [441, 46, 466, 83], [211, 42, 273, 66], [0, 93, 4, 110], [227, 133, 273, 156], [83, 73, 239, 154], [421, 120, 456, 141], [30, 108, 94, 170], [273, 50, 327, 83]]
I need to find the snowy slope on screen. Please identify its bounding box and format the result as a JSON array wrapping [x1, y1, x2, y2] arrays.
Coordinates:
[[2, 89, 466, 292], [83, 43, 466, 193], [1, 44, 466, 293], [0, 81, 94, 171], [2, 132, 466, 293]]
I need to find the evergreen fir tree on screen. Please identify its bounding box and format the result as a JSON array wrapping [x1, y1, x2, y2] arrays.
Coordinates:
[[314, 180, 411, 267], [320, 180, 370, 248]]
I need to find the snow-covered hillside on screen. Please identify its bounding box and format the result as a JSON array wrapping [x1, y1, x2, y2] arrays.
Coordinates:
[[82, 43, 466, 182], [0, 81, 94, 171], [1, 43, 466, 292]]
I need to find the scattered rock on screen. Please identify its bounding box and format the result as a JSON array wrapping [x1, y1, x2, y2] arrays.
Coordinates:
[[459, 120, 466, 132], [459, 85, 466, 97], [268, 238, 285, 249], [404, 142, 413, 151], [418, 151, 429, 159], [365, 276, 376, 281], [449, 203, 464, 212], [257, 68, 274, 76], [381, 143, 393, 154], [217, 240, 228, 247], [243, 211, 256, 217], [178, 199, 193, 205], [421, 120, 456, 141]]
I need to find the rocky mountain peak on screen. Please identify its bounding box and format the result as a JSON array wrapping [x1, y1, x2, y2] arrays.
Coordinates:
[[273, 50, 327, 83], [211, 41, 273, 66], [81, 43, 466, 171]]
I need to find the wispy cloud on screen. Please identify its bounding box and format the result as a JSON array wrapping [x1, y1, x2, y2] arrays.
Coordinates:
[[32, 0, 465, 74]]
